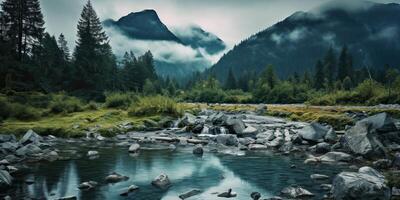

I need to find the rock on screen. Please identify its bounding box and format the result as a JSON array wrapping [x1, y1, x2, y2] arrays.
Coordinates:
[[238, 137, 255, 146], [15, 144, 42, 156], [210, 112, 229, 126], [225, 117, 246, 135], [192, 124, 204, 134], [343, 113, 399, 159], [266, 137, 283, 148], [78, 181, 98, 190], [0, 142, 18, 153], [217, 188, 237, 198], [315, 142, 331, 154], [255, 105, 267, 115], [256, 131, 275, 141], [297, 122, 329, 143], [151, 173, 171, 188], [394, 152, 400, 169], [193, 145, 204, 155], [332, 166, 390, 200], [87, 151, 99, 157], [120, 184, 139, 196], [128, 143, 140, 153], [57, 196, 77, 200], [25, 178, 34, 184], [249, 144, 268, 150], [279, 142, 293, 152], [310, 174, 329, 180], [280, 186, 314, 199], [393, 187, 400, 197], [320, 184, 332, 191], [373, 159, 392, 169], [250, 192, 261, 200], [105, 172, 129, 183], [178, 113, 196, 127], [0, 134, 16, 143], [0, 170, 12, 188], [324, 127, 338, 143], [304, 157, 320, 164], [240, 125, 258, 137], [216, 134, 239, 146], [320, 151, 352, 162], [19, 129, 42, 145], [179, 189, 202, 199]]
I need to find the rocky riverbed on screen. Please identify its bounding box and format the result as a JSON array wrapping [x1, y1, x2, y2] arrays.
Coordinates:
[[1, 108, 400, 200]]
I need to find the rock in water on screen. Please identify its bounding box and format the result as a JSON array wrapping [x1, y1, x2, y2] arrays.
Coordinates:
[[297, 122, 329, 143], [87, 151, 99, 157], [324, 127, 338, 143], [332, 166, 390, 200], [217, 188, 237, 198], [0, 134, 16, 143], [178, 113, 197, 127], [78, 181, 98, 190], [280, 186, 314, 198], [120, 185, 139, 196], [179, 189, 202, 199], [192, 145, 204, 155], [19, 129, 42, 145], [310, 174, 329, 180], [319, 151, 352, 162], [0, 170, 13, 188], [128, 143, 140, 153], [224, 117, 246, 135], [151, 173, 171, 188], [315, 142, 331, 154], [105, 172, 129, 183], [250, 192, 261, 200], [15, 144, 42, 156], [343, 113, 399, 159]]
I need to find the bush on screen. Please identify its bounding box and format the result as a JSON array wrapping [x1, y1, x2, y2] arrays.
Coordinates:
[[49, 94, 84, 114], [0, 96, 11, 120], [128, 95, 181, 117], [9, 103, 41, 120], [85, 101, 99, 110], [104, 92, 136, 108]]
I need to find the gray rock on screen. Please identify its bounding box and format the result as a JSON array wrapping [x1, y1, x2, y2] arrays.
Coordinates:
[[15, 144, 42, 156], [216, 134, 239, 146], [393, 152, 400, 169], [332, 166, 390, 200], [320, 151, 352, 162], [128, 143, 140, 153], [238, 137, 255, 146], [225, 117, 246, 135], [315, 142, 331, 154], [249, 144, 268, 150], [256, 131, 275, 141], [78, 181, 98, 190], [343, 113, 399, 159], [0, 134, 16, 143], [19, 129, 42, 145], [280, 186, 314, 199], [193, 145, 204, 155], [373, 159, 392, 169], [151, 173, 171, 188], [240, 125, 258, 137], [105, 172, 129, 183], [178, 113, 197, 127], [320, 184, 332, 191], [179, 189, 202, 199], [210, 112, 229, 126], [0, 170, 12, 188], [297, 122, 329, 143], [120, 184, 139, 196], [217, 188, 237, 198], [87, 151, 99, 157], [0, 142, 18, 153], [57, 196, 77, 200], [266, 137, 283, 148], [310, 174, 329, 180], [324, 127, 338, 143], [192, 124, 204, 134], [279, 142, 293, 152]]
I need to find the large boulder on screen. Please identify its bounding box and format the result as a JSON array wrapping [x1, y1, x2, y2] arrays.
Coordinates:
[[280, 186, 314, 199], [332, 166, 390, 200], [151, 173, 171, 188], [192, 145, 204, 155], [343, 113, 399, 159], [0, 142, 19, 153], [178, 113, 197, 128], [319, 151, 352, 163], [216, 134, 239, 146], [19, 130, 42, 145], [315, 142, 331, 154], [15, 144, 42, 156], [209, 112, 229, 126], [324, 127, 338, 143], [297, 123, 329, 143], [128, 143, 140, 153], [224, 117, 246, 135]]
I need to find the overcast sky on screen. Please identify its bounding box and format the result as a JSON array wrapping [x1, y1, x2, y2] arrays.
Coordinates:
[[39, 0, 400, 50]]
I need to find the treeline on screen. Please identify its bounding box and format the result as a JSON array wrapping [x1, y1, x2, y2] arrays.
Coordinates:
[[0, 0, 171, 100], [183, 46, 400, 105]]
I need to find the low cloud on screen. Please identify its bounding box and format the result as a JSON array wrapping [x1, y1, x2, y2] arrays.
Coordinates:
[[370, 26, 398, 40], [270, 27, 308, 45]]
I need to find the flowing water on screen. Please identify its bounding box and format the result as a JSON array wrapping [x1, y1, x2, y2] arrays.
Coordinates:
[[7, 144, 348, 200]]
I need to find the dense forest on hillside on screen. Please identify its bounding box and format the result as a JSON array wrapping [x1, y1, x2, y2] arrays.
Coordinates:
[[1, 0, 400, 125]]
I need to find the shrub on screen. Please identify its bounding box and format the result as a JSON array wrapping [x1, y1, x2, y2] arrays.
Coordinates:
[[128, 95, 181, 117], [104, 92, 136, 108], [85, 101, 99, 110], [0, 96, 11, 120], [9, 103, 41, 120], [49, 94, 84, 114]]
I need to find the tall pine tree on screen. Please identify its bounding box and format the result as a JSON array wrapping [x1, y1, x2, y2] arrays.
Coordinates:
[[225, 68, 237, 90], [323, 47, 336, 89], [314, 60, 324, 90], [58, 33, 70, 61]]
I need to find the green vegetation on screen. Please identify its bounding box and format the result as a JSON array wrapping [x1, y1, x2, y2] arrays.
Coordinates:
[[104, 92, 136, 108], [128, 95, 182, 117]]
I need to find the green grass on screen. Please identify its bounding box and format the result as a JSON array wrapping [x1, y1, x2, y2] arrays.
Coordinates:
[[128, 95, 182, 117]]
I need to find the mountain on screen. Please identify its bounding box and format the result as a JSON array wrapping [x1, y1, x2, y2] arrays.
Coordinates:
[[103, 10, 226, 79], [103, 9, 181, 42], [172, 25, 226, 55], [209, 1, 400, 80]]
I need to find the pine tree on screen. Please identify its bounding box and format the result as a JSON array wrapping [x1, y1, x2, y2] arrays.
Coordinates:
[[337, 45, 348, 81], [263, 65, 278, 89], [323, 47, 336, 89], [73, 0, 115, 93], [0, 0, 44, 60], [314, 60, 324, 90], [58, 33, 70, 61], [225, 68, 237, 90], [342, 76, 352, 90]]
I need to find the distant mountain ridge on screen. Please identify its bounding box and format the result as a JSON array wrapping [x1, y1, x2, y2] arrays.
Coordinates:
[[103, 9, 226, 78], [209, 1, 400, 80]]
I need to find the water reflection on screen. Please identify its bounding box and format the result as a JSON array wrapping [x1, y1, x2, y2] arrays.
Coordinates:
[[10, 146, 346, 200]]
